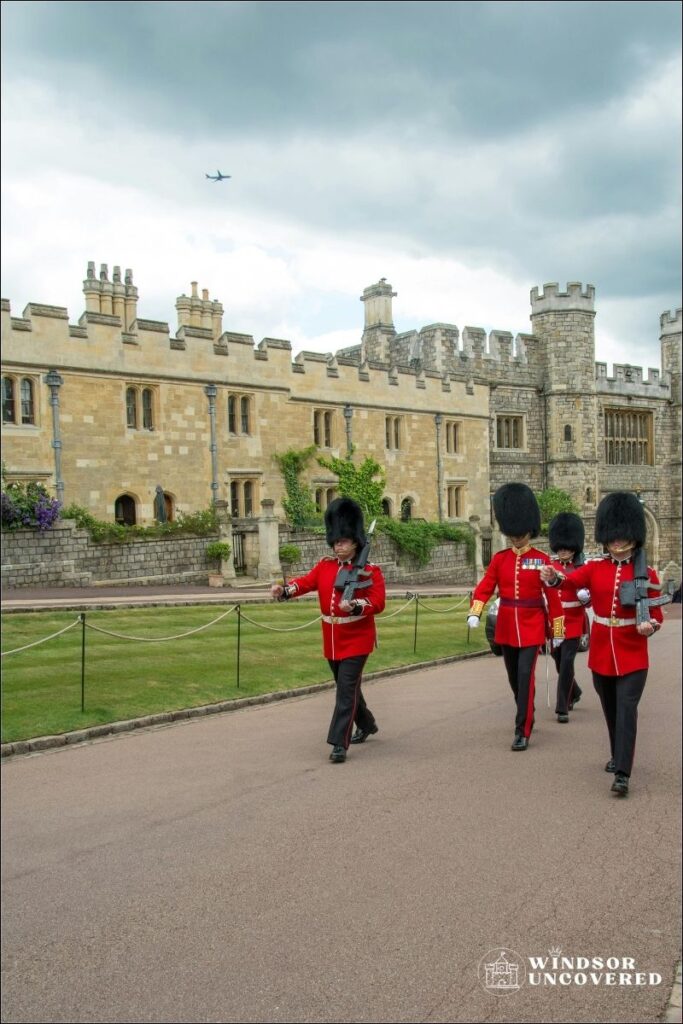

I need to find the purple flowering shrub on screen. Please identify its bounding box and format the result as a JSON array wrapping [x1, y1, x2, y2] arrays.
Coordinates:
[[1, 482, 62, 531]]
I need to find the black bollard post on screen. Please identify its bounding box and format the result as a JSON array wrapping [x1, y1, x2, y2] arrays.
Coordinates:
[[80, 613, 86, 712], [236, 604, 241, 690]]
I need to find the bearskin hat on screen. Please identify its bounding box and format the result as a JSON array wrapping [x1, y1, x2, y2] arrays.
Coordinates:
[[325, 498, 366, 547], [595, 492, 646, 548], [492, 482, 541, 538], [549, 512, 585, 555]]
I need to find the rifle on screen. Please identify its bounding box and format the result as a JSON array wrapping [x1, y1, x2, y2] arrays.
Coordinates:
[[619, 547, 673, 626], [334, 519, 377, 605]]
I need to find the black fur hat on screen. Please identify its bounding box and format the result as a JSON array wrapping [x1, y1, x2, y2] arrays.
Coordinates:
[[492, 482, 541, 538], [549, 512, 585, 554], [325, 498, 366, 547], [595, 492, 646, 548]]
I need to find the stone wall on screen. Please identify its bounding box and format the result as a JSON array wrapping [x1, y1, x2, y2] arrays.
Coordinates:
[[277, 530, 474, 586], [1, 520, 220, 588], [1, 522, 475, 589]]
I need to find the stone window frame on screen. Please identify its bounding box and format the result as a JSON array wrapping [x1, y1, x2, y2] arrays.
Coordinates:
[[445, 420, 461, 454], [229, 477, 259, 517], [400, 495, 414, 521], [603, 407, 654, 466], [313, 408, 335, 448], [228, 393, 253, 436], [314, 486, 337, 512], [446, 483, 465, 519], [125, 383, 157, 431], [2, 373, 39, 426], [385, 415, 402, 451], [495, 414, 525, 451]]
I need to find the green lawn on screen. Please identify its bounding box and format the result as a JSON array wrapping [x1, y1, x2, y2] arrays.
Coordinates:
[[1, 596, 491, 743]]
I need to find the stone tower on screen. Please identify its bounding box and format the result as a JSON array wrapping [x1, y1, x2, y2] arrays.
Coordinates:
[[360, 279, 397, 363], [530, 282, 598, 510]]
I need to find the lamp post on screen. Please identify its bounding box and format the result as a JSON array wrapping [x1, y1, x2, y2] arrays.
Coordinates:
[[45, 369, 65, 506], [434, 413, 443, 522], [343, 403, 353, 457], [204, 383, 219, 505]]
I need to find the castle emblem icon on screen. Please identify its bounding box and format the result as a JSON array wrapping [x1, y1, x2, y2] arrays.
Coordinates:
[[478, 948, 526, 995]]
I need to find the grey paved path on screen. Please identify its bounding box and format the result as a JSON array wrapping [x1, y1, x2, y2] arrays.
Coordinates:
[[1, 610, 681, 1023]]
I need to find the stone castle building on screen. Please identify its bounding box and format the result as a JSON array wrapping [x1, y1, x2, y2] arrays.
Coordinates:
[[1, 263, 681, 573]]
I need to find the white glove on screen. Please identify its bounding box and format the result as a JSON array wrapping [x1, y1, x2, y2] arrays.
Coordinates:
[[577, 588, 590, 605], [552, 638, 563, 649], [467, 616, 480, 629]]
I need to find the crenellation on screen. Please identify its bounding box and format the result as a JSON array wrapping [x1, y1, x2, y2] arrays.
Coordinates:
[[1, 262, 679, 572], [1, 299, 11, 313], [10, 317, 32, 332]]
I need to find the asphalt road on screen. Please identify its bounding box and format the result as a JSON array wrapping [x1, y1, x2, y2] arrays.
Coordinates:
[[1, 614, 681, 1024]]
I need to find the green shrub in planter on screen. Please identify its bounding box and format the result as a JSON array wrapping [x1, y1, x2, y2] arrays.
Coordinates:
[[278, 543, 301, 565], [205, 541, 232, 563]]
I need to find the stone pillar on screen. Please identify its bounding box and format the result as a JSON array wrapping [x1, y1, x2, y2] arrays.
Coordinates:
[[257, 498, 282, 581], [83, 261, 100, 313], [215, 499, 236, 581], [468, 515, 484, 579]]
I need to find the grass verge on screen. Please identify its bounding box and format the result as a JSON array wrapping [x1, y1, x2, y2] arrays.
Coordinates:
[[1, 596, 490, 743]]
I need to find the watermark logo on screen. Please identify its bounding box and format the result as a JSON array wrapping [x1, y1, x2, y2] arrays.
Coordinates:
[[478, 948, 527, 996], [478, 945, 663, 993]]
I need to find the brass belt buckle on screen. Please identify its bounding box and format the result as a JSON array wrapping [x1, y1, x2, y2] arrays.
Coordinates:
[[610, 616, 619, 626]]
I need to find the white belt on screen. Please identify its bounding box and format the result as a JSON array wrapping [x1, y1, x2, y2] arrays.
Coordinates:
[[322, 615, 357, 625], [593, 615, 636, 627], [561, 601, 582, 609]]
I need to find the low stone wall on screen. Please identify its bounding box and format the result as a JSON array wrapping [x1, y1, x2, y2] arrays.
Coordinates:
[[1, 520, 220, 588], [277, 530, 474, 586]]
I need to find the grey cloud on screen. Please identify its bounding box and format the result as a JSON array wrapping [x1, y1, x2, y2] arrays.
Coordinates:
[[2, 1, 680, 142]]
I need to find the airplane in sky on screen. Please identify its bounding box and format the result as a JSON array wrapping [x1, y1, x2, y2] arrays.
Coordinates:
[[205, 170, 231, 181]]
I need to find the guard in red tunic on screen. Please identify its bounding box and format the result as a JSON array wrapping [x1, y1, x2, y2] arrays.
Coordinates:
[[548, 512, 591, 723], [541, 492, 665, 797], [467, 483, 564, 751], [270, 498, 385, 763]]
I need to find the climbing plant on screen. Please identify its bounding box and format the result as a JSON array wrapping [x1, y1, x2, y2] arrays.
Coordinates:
[[316, 451, 385, 521], [273, 447, 319, 528]]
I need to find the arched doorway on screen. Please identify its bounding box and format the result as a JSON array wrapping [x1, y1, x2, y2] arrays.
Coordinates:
[[400, 497, 413, 522], [115, 494, 137, 526], [381, 498, 392, 518]]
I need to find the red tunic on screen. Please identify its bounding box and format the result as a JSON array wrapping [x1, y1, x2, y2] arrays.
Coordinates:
[[287, 557, 386, 660], [470, 546, 564, 647], [556, 556, 663, 675], [550, 557, 591, 640]]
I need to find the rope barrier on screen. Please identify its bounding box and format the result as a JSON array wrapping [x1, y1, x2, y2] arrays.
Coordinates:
[[83, 605, 237, 642], [238, 611, 323, 632], [415, 595, 469, 613], [1, 618, 81, 657], [379, 594, 417, 619]]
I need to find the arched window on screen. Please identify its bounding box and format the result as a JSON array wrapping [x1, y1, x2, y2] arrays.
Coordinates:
[[142, 388, 154, 430], [381, 498, 392, 518], [400, 498, 413, 522], [163, 493, 174, 522], [2, 377, 15, 423], [244, 480, 253, 516], [230, 481, 240, 517], [564, 424, 572, 442], [114, 494, 136, 526], [240, 396, 250, 434], [19, 379, 35, 424], [126, 387, 137, 429]]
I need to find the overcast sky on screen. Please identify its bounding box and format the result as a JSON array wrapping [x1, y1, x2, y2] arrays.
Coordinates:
[[1, 0, 681, 370]]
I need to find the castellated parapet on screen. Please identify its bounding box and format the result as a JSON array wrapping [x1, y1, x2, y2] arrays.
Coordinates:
[[1, 262, 680, 573]]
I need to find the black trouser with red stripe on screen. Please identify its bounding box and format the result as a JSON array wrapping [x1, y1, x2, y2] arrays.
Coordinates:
[[592, 669, 647, 777], [502, 645, 539, 738], [551, 637, 583, 714], [327, 655, 375, 748]]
